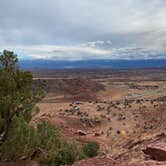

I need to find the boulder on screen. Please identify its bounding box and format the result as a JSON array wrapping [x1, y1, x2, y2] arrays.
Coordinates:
[[77, 130, 87, 136], [143, 137, 166, 161]]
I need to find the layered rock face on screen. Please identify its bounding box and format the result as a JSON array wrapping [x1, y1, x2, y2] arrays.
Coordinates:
[[143, 137, 166, 161]]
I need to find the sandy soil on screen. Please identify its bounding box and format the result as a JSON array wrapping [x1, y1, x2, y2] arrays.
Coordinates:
[[31, 69, 166, 165]]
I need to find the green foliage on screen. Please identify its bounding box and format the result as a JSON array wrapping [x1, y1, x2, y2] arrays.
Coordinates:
[[82, 141, 100, 158], [0, 50, 45, 162], [38, 124, 85, 166], [37, 122, 61, 166], [0, 50, 45, 143], [1, 120, 63, 164], [0, 50, 18, 69], [38, 122, 61, 154], [0, 116, 38, 161], [36, 122, 86, 166], [54, 140, 85, 166], [37, 122, 84, 166]]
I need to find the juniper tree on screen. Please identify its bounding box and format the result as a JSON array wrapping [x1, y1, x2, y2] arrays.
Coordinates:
[[0, 50, 45, 143]]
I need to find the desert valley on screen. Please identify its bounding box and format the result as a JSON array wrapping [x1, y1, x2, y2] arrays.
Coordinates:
[[1, 1, 166, 165], [30, 68, 166, 165]]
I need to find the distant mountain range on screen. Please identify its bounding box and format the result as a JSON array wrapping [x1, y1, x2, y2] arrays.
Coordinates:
[[19, 59, 166, 69]]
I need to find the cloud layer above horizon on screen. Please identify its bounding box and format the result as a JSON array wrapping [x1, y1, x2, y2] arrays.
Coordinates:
[[0, 0, 166, 60]]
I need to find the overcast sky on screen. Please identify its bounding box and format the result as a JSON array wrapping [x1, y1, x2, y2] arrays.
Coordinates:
[[0, 0, 166, 60]]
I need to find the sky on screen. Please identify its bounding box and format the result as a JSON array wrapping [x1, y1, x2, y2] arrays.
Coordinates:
[[0, 0, 166, 60]]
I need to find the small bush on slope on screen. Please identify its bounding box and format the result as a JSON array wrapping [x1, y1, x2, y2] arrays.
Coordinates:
[[0, 115, 38, 161], [37, 122, 85, 166], [53, 140, 85, 166], [82, 141, 100, 158]]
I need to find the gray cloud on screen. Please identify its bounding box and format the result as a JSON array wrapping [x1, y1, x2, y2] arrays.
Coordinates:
[[0, 0, 166, 59], [1, 44, 165, 60]]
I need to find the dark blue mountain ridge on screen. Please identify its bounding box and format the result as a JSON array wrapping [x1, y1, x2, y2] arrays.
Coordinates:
[[19, 59, 166, 69]]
